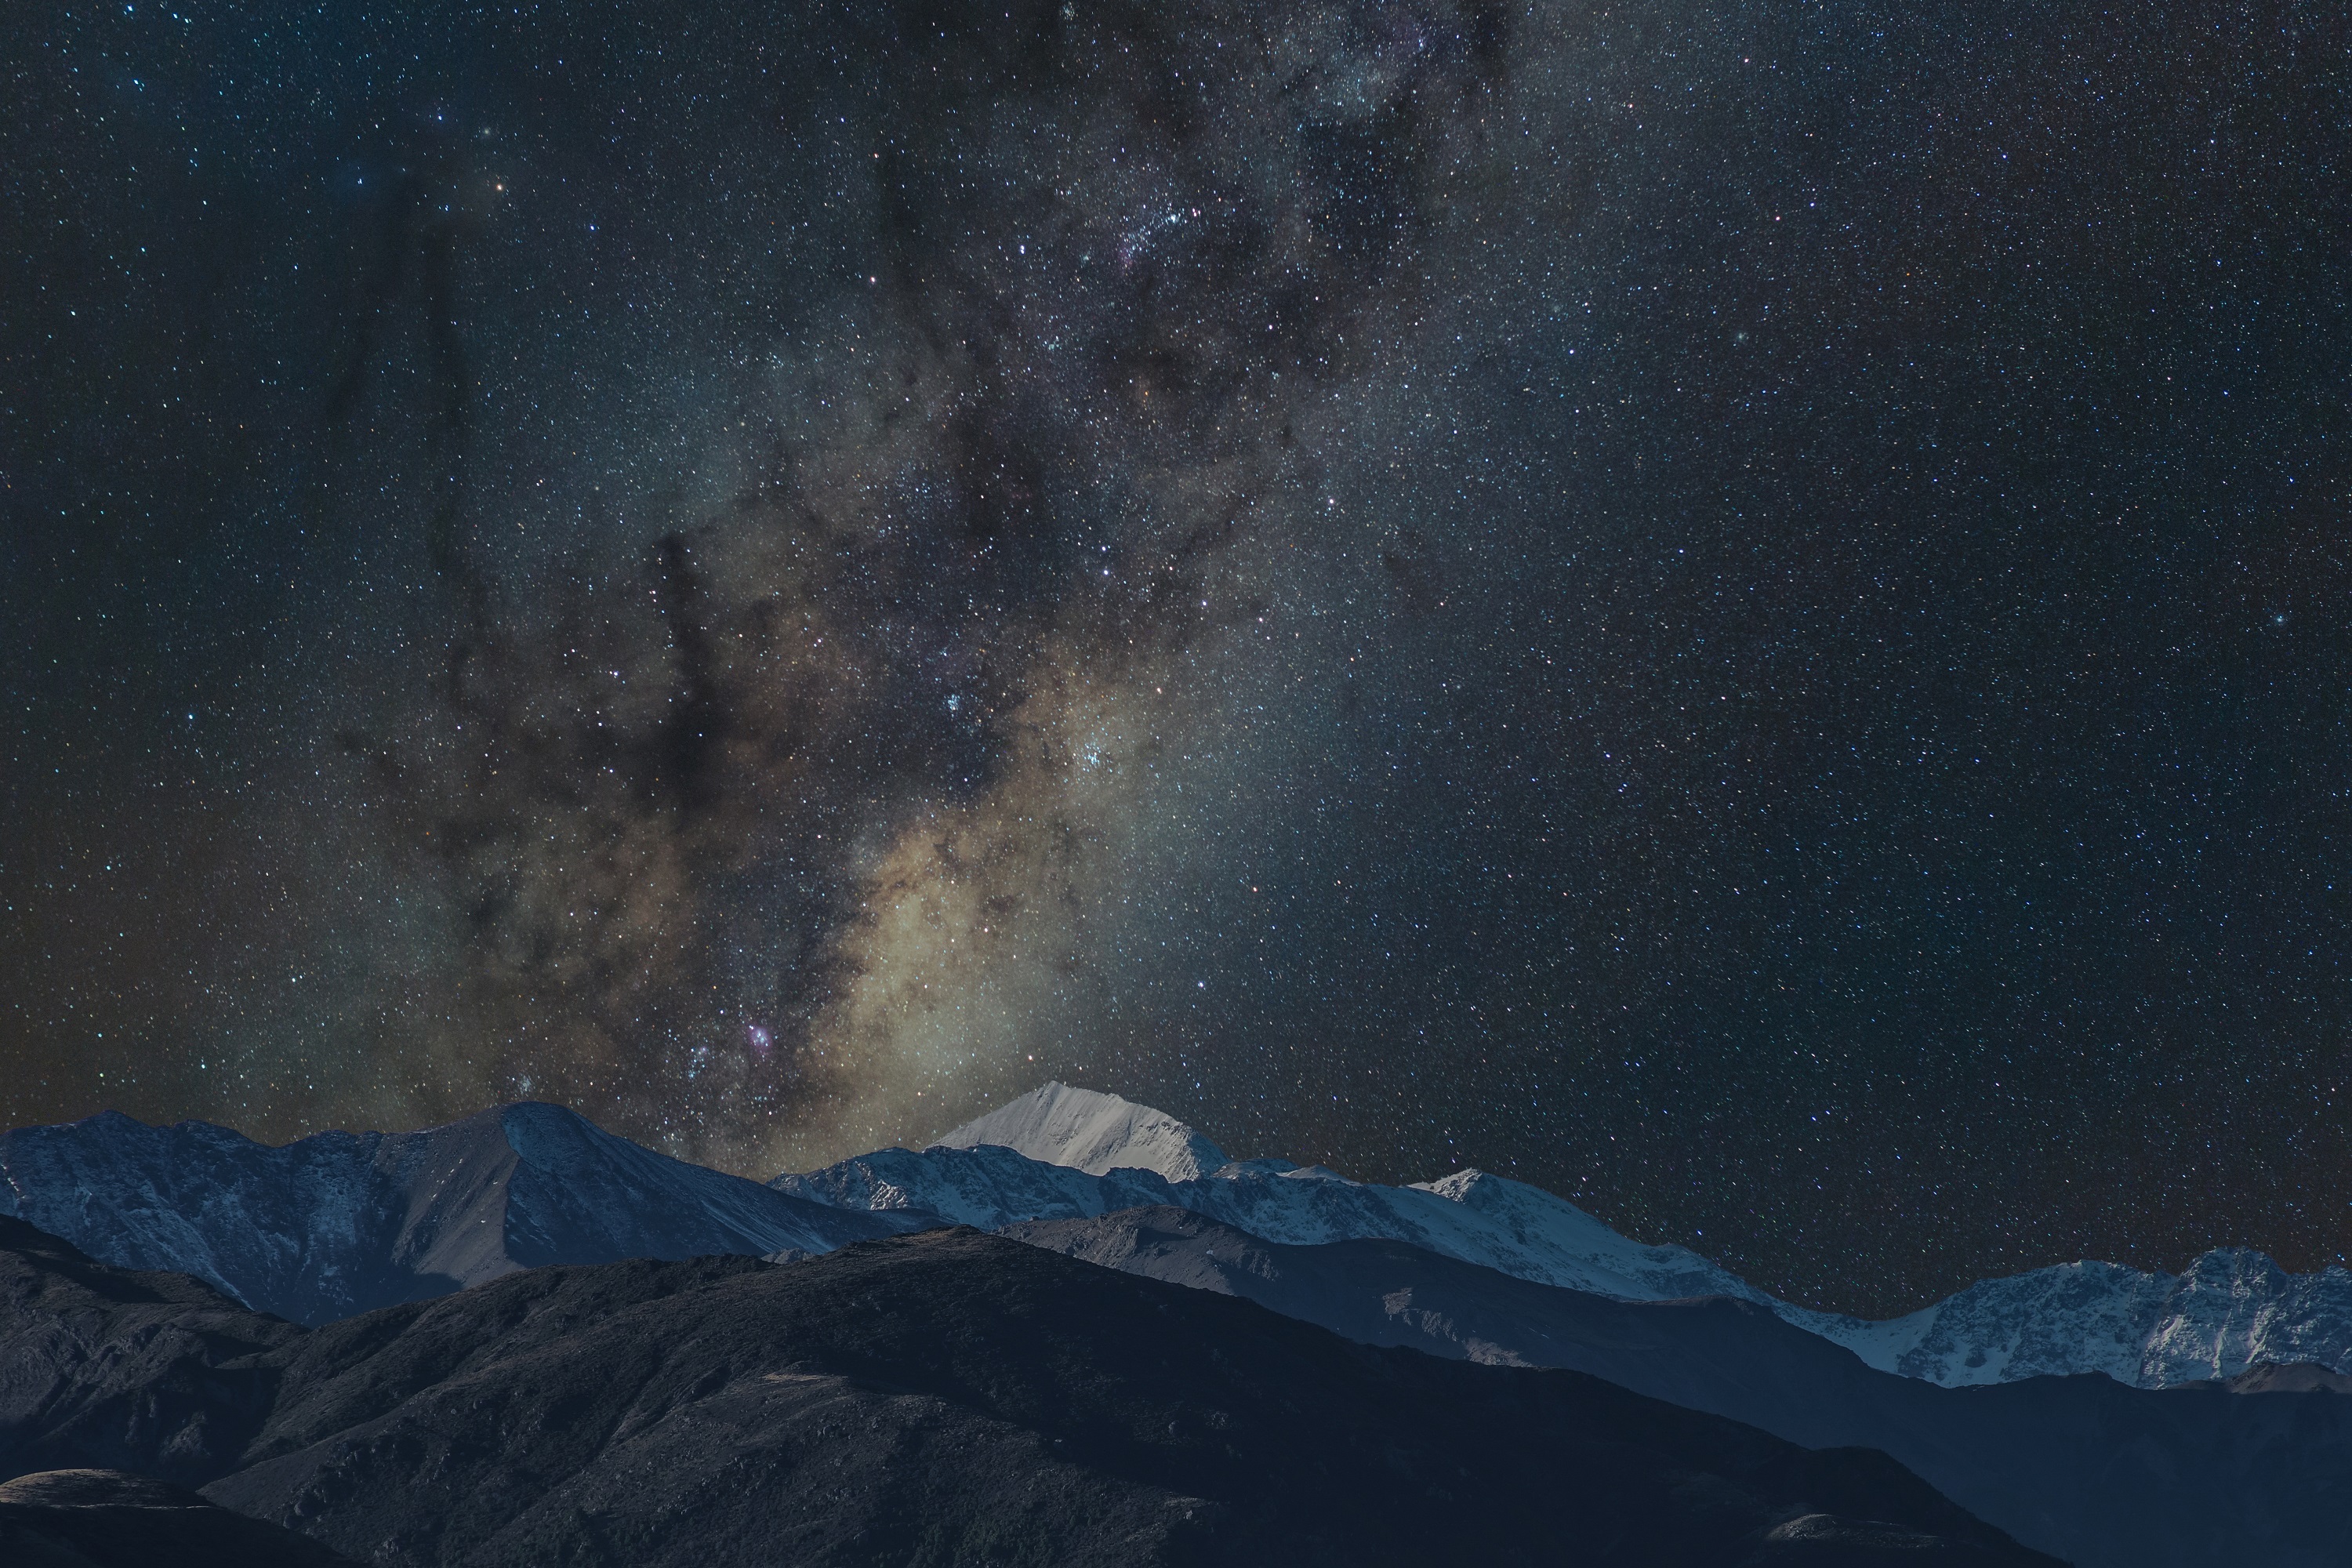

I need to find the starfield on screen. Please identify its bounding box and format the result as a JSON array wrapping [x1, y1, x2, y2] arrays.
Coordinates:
[[5, 1, 2347, 1563]]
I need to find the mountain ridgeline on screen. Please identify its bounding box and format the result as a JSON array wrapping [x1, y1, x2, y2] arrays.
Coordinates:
[[0, 1102, 924, 1325], [7, 1084, 2349, 1383], [1004, 1205, 2352, 1568], [5, 1083, 2351, 1566], [0, 1215, 2054, 1568]]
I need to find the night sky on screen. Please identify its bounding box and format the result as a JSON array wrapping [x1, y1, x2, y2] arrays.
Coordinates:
[[5, 0, 2347, 1317]]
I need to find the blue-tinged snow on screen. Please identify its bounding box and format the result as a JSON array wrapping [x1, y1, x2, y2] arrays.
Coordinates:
[[0, 1102, 922, 1324], [11, 1079, 2349, 1387], [932, 1083, 1232, 1181], [778, 1082, 1770, 1306], [1809, 1249, 2352, 1388], [779, 1081, 2352, 1390]]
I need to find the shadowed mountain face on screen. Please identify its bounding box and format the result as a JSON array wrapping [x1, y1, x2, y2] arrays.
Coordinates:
[[0, 1104, 924, 1324], [0, 1216, 2051, 1568], [0, 1470, 358, 1568], [0, 1221, 297, 1483], [2196, 1363, 2352, 1395], [1006, 1207, 2352, 1568]]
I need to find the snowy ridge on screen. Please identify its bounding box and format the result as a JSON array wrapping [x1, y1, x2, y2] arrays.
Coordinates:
[[783, 1083, 2352, 1390], [774, 1142, 1181, 1230], [779, 1084, 1772, 1307], [1813, 1249, 2352, 1388], [0, 1102, 920, 1323], [13, 1083, 2347, 1387]]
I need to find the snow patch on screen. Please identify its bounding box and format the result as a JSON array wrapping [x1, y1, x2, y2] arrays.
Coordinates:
[[931, 1081, 1230, 1181]]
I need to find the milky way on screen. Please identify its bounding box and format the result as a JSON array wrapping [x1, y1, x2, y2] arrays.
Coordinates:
[[5, 0, 2348, 1315]]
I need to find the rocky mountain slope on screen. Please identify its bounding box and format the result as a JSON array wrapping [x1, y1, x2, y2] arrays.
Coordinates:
[[0, 1103, 921, 1324], [0, 1214, 2053, 1568], [1008, 1206, 2352, 1568], [0, 1469, 358, 1568]]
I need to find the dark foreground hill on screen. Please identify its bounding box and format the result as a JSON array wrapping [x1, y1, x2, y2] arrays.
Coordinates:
[[1007, 1207, 2352, 1568], [0, 1216, 2053, 1568], [0, 1469, 359, 1568]]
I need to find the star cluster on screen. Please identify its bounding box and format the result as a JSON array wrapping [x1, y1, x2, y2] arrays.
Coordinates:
[[4, 0, 2347, 1316]]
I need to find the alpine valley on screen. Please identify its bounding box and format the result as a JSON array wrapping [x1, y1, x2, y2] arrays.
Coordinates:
[[4, 1083, 2350, 1566]]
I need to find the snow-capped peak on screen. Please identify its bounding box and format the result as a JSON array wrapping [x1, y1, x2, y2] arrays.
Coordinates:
[[931, 1082, 1231, 1182], [849, 1087, 1771, 1307], [0, 1101, 919, 1324]]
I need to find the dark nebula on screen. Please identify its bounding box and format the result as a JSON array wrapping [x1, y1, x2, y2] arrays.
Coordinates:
[[4, 0, 2347, 1317]]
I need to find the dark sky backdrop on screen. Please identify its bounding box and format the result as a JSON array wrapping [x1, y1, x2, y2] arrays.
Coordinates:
[[3, 0, 2347, 1317]]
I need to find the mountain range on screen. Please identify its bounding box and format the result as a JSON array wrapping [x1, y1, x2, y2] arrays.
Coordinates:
[[9, 1082, 2348, 1388], [9, 1082, 2350, 1386], [0, 1214, 2054, 1567], [0, 1102, 922, 1325], [8, 1083, 2352, 1564], [800, 1082, 2352, 1392]]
